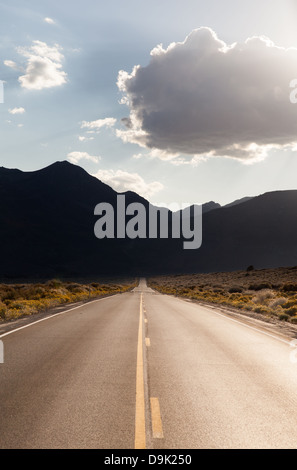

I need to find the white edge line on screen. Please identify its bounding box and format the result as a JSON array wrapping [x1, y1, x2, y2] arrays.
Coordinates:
[[210, 309, 292, 346], [170, 295, 293, 347], [0, 294, 119, 340]]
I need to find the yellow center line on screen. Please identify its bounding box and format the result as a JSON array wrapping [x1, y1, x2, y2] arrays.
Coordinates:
[[135, 293, 146, 449]]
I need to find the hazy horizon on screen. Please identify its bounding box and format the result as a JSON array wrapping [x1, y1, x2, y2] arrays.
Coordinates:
[[0, 158, 281, 207]]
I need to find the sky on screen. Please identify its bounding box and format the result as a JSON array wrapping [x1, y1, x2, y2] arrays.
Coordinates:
[[1, 0, 297, 206]]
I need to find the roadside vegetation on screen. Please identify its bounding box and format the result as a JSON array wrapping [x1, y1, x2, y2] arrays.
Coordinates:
[[0, 278, 137, 322], [148, 266, 297, 323]]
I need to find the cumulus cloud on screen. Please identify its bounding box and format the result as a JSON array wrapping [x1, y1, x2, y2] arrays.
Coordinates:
[[67, 151, 100, 164], [8, 107, 25, 115], [117, 27, 297, 163], [17, 40, 67, 90], [81, 118, 117, 132], [93, 169, 164, 199]]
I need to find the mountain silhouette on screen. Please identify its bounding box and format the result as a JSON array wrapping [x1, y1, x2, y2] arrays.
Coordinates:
[[0, 161, 296, 280]]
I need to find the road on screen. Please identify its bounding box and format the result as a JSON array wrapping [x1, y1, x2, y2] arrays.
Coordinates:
[[1, 278, 297, 449]]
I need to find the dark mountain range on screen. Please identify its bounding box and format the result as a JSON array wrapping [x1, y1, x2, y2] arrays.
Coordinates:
[[201, 201, 221, 213], [0, 161, 296, 280], [223, 196, 254, 208]]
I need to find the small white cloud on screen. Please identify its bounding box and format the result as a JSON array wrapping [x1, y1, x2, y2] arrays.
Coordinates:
[[17, 40, 67, 90], [93, 169, 164, 199], [78, 135, 94, 142], [4, 60, 21, 71], [67, 151, 101, 164], [8, 107, 25, 115], [44, 17, 56, 25], [81, 117, 117, 132]]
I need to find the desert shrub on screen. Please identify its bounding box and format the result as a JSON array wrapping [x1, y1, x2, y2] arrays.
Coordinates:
[[0, 301, 7, 319], [228, 293, 241, 300], [290, 316, 297, 324], [271, 283, 282, 289], [228, 286, 243, 293], [66, 283, 82, 292], [235, 302, 246, 309], [282, 283, 297, 292], [278, 313, 289, 321], [91, 282, 100, 289], [282, 298, 297, 309], [269, 297, 287, 309], [249, 283, 272, 291], [252, 289, 274, 304], [0, 279, 135, 322], [238, 295, 250, 302], [46, 279, 63, 288], [1, 288, 20, 302], [254, 306, 269, 314], [22, 285, 47, 300], [180, 288, 190, 295], [245, 302, 254, 309], [9, 301, 25, 310], [284, 306, 297, 316]]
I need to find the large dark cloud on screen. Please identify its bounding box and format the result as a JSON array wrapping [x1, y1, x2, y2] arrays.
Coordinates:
[[117, 27, 297, 162]]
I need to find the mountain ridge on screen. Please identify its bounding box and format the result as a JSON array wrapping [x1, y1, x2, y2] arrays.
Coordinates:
[[0, 161, 296, 279]]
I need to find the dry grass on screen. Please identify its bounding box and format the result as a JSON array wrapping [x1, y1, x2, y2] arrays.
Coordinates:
[[0, 278, 137, 322], [148, 266, 297, 323]]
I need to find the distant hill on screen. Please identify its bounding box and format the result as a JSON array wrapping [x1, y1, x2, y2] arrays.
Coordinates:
[[0, 161, 296, 280], [223, 196, 254, 208], [180, 189, 297, 273], [202, 201, 221, 213]]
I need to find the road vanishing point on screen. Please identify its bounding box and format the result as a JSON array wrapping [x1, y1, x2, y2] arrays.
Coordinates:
[[1, 278, 297, 449]]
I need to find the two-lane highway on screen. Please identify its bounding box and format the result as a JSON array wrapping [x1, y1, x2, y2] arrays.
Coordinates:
[[1, 278, 297, 448]]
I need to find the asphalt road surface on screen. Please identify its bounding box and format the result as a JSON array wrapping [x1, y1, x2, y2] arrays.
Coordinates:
[[1, 278, 297, 449]]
